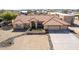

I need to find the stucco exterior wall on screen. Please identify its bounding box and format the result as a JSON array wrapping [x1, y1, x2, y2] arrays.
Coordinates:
[[59, 15, 74, 24], [64, 16, 74, 24], [14, 24, 24, 29]]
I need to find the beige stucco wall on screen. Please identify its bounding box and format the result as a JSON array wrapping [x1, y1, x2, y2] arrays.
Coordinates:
[[59, 15, 74, 24], [59, 15, 64, 20], [64, 16, 74, 24], [14, 24, 24, 29]]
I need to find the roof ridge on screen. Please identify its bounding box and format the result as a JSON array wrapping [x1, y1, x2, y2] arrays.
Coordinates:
[[53, 17, 65, 25], [43, 16, 54, 24], [43, 16, 69, 25], [30, 18, 37, 21], [53, 17, 69, 25]]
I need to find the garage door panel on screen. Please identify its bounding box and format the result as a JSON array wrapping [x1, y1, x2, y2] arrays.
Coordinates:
[[44, 25, 68, 30], [48, 26, 59, 30]]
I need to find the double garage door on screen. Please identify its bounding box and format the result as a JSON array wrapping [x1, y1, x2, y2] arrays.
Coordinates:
[[44, 25, 68, 30]]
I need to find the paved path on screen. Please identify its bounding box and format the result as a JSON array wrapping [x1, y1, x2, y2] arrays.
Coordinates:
[[49, 30, 79, 50]]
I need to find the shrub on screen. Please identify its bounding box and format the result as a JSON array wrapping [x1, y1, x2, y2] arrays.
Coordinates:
[[0, 11, 18, 21]]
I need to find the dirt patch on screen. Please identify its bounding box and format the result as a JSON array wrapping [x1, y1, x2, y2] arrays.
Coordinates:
[[0, 29, 50, 50], [0, 34, 50, 50]]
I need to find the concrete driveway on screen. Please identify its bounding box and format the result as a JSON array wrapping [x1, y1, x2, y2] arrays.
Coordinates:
[[48, 30, 79, 50]]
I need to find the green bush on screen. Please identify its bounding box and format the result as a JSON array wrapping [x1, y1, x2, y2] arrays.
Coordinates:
[[0, 11, 18, 21]]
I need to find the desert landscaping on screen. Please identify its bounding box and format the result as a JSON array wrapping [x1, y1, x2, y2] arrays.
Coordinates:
[[0, 29, 50, 50]]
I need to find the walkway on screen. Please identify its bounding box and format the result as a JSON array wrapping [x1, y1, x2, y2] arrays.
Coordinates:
[[48, 30, 79, 50]]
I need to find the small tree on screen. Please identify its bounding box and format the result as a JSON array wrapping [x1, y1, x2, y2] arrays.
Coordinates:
[[0, 11, 18, 21], [62, 9, 68, 14]]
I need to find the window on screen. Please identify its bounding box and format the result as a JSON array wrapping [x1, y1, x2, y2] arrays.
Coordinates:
[[16, 24, 24, 29]]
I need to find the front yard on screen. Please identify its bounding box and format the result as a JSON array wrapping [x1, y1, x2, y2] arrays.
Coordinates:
[[0, 29, 50, 50]]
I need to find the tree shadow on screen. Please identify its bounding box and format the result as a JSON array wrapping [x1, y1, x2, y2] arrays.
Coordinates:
[[0, 38, 14, 48], [48, 29, 70, 34], [47, 34, 53, 50], [0, 31, 27, 48], [71, 24, 79, 27], [1, 26, 12, 31], [12, 29, 26, 32]]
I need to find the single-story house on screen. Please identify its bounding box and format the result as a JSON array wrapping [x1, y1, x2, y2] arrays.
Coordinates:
[[12, 14, 70, 31]]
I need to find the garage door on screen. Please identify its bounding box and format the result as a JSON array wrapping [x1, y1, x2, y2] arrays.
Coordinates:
[[60, 26, 68, 29], [48, 26, 60, 30], [44, 25, 68, 30]]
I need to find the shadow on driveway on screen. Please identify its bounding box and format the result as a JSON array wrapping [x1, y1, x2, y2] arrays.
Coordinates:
[[47, 34, 53, 50], [0, 32, 27, 48], [48, 29, 70, 34]]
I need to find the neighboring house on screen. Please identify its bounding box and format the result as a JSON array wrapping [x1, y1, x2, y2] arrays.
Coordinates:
[[12, 14, 70, 31], [47, 12, 75, 25], [74, 14, 79, 20], [59, 13, 74, 25]]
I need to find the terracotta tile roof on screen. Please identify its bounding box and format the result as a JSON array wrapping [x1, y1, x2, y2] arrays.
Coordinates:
[[44, 17, 70, 26], [13, 14, 70, 26], [13, 15, 30, 24]]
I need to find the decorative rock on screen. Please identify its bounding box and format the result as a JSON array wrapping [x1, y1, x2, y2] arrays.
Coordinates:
[[0, 38, 14, 47]]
